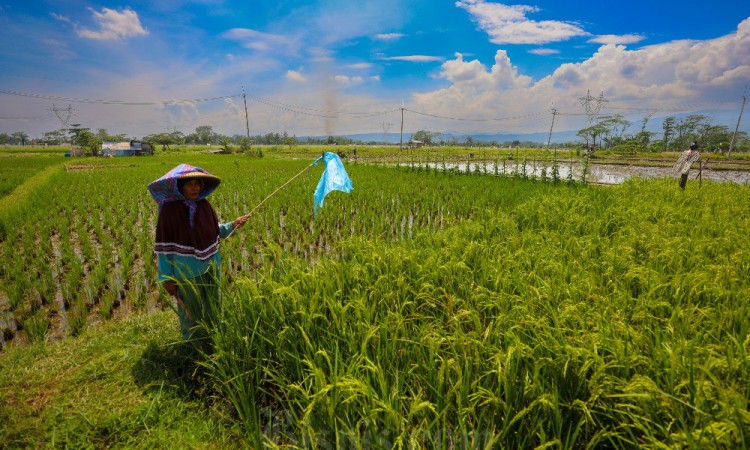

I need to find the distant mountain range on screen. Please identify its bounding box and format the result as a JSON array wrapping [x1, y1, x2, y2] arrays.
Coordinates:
[[305, 130, 581, 145], [304, 109, 743, 145]]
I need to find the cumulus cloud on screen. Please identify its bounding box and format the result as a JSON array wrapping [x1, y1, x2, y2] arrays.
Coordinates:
[[456, 0, 588, 44], [75, 7, 148, 41], [549, 17, 750, 101], [348, 62, 373, 69], [589, 34, 646, 45], [410, 17, 750, 133]]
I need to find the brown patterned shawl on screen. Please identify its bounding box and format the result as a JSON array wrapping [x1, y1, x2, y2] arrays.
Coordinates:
[[155, 199, 221, 260]]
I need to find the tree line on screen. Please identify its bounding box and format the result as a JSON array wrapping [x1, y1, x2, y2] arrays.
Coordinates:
[[1, 113, 747, 154], [575, 113, 747, 153]]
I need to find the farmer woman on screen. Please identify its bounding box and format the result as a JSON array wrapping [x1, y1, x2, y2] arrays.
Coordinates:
[[673, 142, 702, 189], [148, 164, 248, 340]]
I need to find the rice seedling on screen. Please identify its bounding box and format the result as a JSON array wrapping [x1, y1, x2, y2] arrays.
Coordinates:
[[100, 288, 117, 321], [66, 295, 88, 337], [20, 308, 50, 344], [3, 281, 22, 311]]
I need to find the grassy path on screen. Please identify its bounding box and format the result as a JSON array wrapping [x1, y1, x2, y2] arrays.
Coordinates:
[[0, 162, 64, 239], [0, 310, 244, 449]]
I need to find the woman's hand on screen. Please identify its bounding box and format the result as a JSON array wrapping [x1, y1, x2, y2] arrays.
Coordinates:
[[232, 215, 249, 230], [162, 280, 178, 297]]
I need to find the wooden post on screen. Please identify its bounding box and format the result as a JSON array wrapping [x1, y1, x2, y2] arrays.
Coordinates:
[[728, 90, 746, 159], [242, 86, 251, 140], [399, 105, 404, 152], [546, 108, 557, 149]]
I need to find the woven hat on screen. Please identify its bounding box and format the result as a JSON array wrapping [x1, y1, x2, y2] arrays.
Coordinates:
[[178, 171, 221, 193], [148, 164, 221, 208]]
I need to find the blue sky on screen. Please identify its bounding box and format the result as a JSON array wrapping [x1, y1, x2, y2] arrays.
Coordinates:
[[1, 0, 749, 140]]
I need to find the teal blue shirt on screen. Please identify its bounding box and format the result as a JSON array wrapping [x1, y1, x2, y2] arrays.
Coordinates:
[[157, 222, 235, 282]]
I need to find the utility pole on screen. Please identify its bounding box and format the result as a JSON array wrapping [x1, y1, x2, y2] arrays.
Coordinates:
[[546, 107, 557, 149], [728, 88, 746, 159], [242, 86, 251, 140], [399, 102, 404, 151]]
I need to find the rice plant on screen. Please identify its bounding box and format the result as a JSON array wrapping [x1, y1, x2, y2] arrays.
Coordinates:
[[21, 309, 50, 344], [1, 151, 749, 447], [200, 175, 750, 448]]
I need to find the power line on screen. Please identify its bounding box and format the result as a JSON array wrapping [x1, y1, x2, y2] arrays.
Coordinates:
[[0, 115, 47, 120], [247, 94, 398, 118], [404, 108, 549, 122], [3, 87, 745, 140], [0, 89, 240, 105]]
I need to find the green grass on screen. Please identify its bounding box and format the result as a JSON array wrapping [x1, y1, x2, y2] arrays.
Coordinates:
[[0, 161, 64, 239], [1, 152, 749, 448], [0, 155, 65, 198], [0, 146, 69, 156], [0, 310, 245, 449], [204, 177, 750, 448]]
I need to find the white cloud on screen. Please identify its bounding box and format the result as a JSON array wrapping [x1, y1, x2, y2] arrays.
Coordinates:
[[456, 0, 588, 44], [8, 3, 749, 140], [549, 17, 750, 101], [374, 33, 405, 41], [76, 7, 148, 41], [408, 17, 750, 133], [381, 55, 444, 62], [286, 70, 307, 82], [589, 34, 646, 45], [222, 28, 299, 56], [334, 75, 365, 86], [50, 12, 73, 25], [528, 48, 559, 56]]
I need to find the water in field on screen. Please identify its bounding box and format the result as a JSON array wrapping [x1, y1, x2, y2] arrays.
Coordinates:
[[0, 313, 16, 348], [421, 161, 750, 185], [586, 163, 750, 185]]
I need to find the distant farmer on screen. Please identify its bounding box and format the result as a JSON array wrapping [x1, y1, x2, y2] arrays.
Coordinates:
[[147, 164, 248, 340], [673, 142, 702, 189]]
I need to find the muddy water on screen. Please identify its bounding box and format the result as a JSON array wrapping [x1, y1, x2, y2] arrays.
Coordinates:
[[586, 163, 750, 185], [0, 313, 16, 348], [430, 161, 750, 185]]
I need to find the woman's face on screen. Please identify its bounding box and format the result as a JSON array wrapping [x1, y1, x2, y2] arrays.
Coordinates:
[[182, 179, 202, 201]]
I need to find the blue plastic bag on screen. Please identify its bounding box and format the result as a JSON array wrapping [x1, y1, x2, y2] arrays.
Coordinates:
[[313, 152, 353, 214]]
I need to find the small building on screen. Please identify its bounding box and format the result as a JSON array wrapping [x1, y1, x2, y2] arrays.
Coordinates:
[[101, 140, 154, 156], [408, 140, 424, 149]]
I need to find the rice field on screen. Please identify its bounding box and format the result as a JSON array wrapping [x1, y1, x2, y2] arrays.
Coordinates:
[[1, 149, 749, 448]]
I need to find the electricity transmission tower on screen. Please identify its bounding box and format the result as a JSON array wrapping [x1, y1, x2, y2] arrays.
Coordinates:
[[50, 104, 73, 132], [579, 90, 608, 126]]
